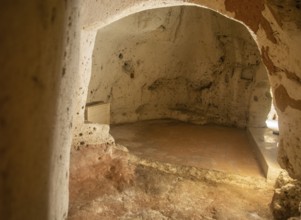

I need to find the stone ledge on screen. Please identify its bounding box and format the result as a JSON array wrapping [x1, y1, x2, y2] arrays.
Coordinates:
[[247, 127, 283, 181]]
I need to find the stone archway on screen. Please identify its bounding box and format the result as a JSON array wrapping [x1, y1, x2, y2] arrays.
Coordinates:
[[72, 0, 301, 179], [69, 1, 301, 218], [86, 5, 272, 128]]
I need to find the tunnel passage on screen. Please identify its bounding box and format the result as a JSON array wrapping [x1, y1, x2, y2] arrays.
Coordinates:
[[85, 6, 277, 177]]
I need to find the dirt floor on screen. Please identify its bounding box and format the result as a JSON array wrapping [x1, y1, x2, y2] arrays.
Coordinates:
[[110, 120, 263, 177], [68, 141, 274, 220]]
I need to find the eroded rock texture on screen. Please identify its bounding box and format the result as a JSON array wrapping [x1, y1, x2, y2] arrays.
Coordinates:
[[71, 2, 301, 219], [271, 171, 301, 220], [71, 3, 301, 219], [87, 6, 271, 127]]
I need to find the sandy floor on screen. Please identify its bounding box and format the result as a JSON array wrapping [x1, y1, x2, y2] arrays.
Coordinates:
[[111, 119, 263, 177]]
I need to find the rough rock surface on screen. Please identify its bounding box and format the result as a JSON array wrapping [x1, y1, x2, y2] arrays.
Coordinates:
[[271, 171, 301, 220], [2, 0, 301, 219], [87, 6, 271, 128], [69, 144, 274, 220], [74, 0, 301, 182]]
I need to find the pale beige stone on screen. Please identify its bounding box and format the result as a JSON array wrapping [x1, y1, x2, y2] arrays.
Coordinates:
[[85, 102, 110, 124], [1, 0, 301, 219]]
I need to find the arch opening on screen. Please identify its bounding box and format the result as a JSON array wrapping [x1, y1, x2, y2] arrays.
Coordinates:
[[68, 3, 294, 219], [87, 6, 272, 127], [82, 5, 278, 177]]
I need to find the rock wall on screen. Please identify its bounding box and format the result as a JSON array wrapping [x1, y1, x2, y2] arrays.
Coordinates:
[[0, 0, 79, 219], [271, 171, 301, 219], [76, 0, 301, 179], [1, 0, 301, 219], [87, 6, 271, 127]]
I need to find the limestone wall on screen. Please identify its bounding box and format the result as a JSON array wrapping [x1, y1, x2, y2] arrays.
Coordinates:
[[87, 6, 271, 127], [0, 0, 79, 219], [76, 0, 301, 179], [1, 0, 301, 219]]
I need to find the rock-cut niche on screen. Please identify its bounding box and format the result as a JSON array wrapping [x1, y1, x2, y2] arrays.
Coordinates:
[[86, 6, 273, 128]]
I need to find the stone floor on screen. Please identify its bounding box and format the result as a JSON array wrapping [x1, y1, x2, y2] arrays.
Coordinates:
[[110, 119, 264, 177], [68, 142, 274, 220], [68, 119, 285, 219]]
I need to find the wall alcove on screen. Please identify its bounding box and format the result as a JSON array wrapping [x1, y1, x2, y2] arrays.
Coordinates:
[[83, 6, 278, 177], [86, 6, 271, 128]]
